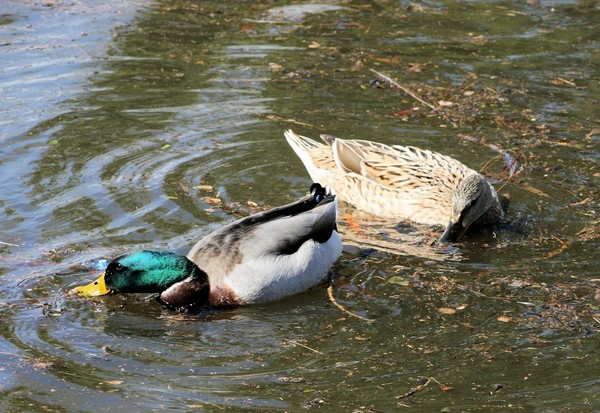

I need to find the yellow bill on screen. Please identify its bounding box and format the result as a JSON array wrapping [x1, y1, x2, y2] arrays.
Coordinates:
[[71, 273, 111, 297]]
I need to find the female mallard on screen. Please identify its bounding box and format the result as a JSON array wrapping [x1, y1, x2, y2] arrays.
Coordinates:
[[284, 130, 504, 242], [72, 184, 342, 310]]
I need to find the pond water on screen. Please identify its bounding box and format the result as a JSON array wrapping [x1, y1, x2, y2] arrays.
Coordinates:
[[1, 0, 598, 411]]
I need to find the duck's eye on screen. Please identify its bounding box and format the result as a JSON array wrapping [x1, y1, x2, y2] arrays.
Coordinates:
[[466, 198, 477, 210], [114, 263, 124, 271]]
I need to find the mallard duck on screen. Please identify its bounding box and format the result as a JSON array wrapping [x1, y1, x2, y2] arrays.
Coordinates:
[[284, 130, 505, 242], [71, 183, 343, 310]]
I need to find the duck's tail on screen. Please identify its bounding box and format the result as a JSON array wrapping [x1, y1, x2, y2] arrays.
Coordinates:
[[284, 129, 327, 183]]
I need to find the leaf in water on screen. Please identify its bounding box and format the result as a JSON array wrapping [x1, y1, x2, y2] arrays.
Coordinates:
[[276, 376, 306, 384], [269, 63, 283, 71], [48, 140, 59, 145], [47, 310, 63, 317], [374, 57, 402, 64], [195, 184, 213, 191], [32, 361, 54, 369], [203, 197, 222, 205], [497, 316, 512, 323], [308, 41, 320, 49], [388, 276, 410, 286], [106, 380, 123, 385], [161, 144, 171, 150], [438, 307, 456, 315]]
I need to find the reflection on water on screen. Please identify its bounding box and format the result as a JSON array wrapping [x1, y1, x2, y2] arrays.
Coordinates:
[[1, 0, 599, 411]]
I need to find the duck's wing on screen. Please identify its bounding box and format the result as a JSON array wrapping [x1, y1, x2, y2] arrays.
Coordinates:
[[331, 138, 399, 175], [187, 184, 339, 287], [333, 139, 473, 192]]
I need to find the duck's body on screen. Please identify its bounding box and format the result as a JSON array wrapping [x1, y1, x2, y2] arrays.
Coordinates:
[[73, 184, 342, 310], [284, 130, 504, 241]]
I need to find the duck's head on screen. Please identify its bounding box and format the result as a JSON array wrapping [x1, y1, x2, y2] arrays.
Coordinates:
[[440, 174, 495, 242], [72, 251, 210, 309]]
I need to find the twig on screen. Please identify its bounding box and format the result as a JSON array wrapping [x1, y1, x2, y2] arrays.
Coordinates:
[[585, 128, 600, 140], [479, 154, 502, 175], [429, 376, 453, 391], [495, 150, 526, 193], [327, 286, 374, 322], [496, 169, 517, 194], [283, 339, 323, 355], [0, 241, 19, 247], [544, 235, 570, 259], [396, 377, 431, 400], [555, 77, 576, 87], [458, 81, 477, 96], [550, 181, 583, 203], [369, 69, 438, 111], [551, 235, 568, 247], [445, 81, 477, 103], [254, 113, 314, 127], [396, 376, 453, 401]]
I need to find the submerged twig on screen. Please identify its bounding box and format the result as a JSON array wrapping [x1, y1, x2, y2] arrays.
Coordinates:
[[369, 69, 438, 111], [327, 286, 374, 322], [396, 376, 453, 401], [479, 154, 501, 175], [254, 113, 314, 127], [395, 377, 431, 400], [283, 339, 323, 355], [544, 235, 570, 259], [496, 167, 517, 194]]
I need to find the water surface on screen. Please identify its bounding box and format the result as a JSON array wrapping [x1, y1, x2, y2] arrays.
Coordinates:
[[1, 0, 598, 411]]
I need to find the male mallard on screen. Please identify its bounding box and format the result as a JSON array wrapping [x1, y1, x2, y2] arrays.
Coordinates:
[[284, 130, 504, 242], [72, 184, 342, 310]]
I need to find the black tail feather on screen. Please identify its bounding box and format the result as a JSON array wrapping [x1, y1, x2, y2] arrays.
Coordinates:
[[310, 183, 327, 203]]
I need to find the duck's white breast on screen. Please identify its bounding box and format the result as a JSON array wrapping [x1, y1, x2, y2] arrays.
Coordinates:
[[226, 233, 343, 304]]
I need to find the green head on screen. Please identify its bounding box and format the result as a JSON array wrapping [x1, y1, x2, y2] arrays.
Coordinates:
[[103, 251, 199, 293], [73, 251, 211, 309]]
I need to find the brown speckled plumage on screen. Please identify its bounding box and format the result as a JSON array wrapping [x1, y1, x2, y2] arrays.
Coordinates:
[[284, 130, 504, 240]]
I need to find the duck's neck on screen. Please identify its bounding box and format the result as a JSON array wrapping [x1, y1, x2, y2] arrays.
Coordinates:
[[154, 255, 210, 309]]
